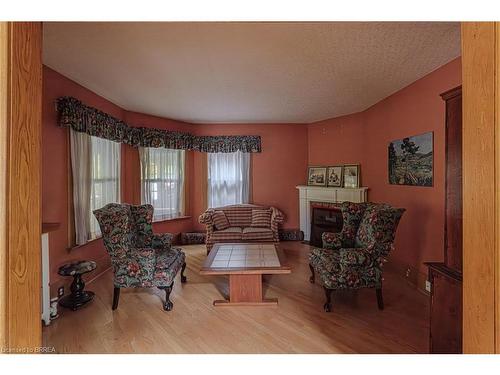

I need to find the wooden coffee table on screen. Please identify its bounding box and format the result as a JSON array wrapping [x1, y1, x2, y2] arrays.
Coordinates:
[[200, 243, 291, 306]]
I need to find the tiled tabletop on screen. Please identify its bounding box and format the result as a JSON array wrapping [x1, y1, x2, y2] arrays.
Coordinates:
[[209, 244, 281, 269]]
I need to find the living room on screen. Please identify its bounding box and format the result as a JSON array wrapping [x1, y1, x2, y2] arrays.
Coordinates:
[[38, 21, 461, 353], [2, 1, 500, 370]]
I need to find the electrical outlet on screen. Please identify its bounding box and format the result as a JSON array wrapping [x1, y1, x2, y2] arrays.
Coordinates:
[[405, 267, 411, 278], [425, 280, 432, 293], [58, 286, 64, 298]]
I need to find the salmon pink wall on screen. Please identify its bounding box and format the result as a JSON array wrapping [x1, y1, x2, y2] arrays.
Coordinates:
[[308, 58, 462, 277], [191, 124, 309, 231]]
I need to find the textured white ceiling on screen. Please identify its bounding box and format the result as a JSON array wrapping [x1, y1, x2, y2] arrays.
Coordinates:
[[43, 22, 461, 123]]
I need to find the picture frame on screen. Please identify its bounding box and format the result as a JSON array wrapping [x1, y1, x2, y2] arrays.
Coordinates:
[[388, 131, 433, 187], [307, 166, 327, 186], [343, 164, 360, 188], [326, 165, 343, 187]]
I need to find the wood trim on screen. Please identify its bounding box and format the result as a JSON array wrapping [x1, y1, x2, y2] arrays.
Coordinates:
[[200, 152, 208, 211], [461, 22, 497, 353], [183, 150, 189, 215], [67, 129, 75, 247], [440, 86, 463, 101], [0, 22, 43, 350], [493, 22, 500, 353], [0, 21, 9, 350], [496, 22, 500, 355]]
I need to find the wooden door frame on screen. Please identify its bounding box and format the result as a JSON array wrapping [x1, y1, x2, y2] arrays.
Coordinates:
[[0, 22, 43, 351], [462, 22, 500, 353]]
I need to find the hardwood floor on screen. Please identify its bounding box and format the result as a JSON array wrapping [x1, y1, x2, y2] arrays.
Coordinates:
[[43, 242, 429, 353]]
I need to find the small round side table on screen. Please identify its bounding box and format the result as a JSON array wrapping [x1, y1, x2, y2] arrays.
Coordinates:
[[58, 260, 96, 311]]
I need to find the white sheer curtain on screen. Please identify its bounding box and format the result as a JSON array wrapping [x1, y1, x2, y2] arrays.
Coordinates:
[[139, 147, 185, 221], [207, 151, 250, 208], [70, 130, 92, 245], [89, 136, 121, 238], [70, 130, 121, 244]]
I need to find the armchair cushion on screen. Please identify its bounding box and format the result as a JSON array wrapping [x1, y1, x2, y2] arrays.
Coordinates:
[[337, 247, 373, 266], [251, 209, 272, 228], [309, 248, 379, 290], [213, 210, 230, 230], [153, 248, 186, 287], [113, 248, 156, 288], [322, 232, 344, 250]]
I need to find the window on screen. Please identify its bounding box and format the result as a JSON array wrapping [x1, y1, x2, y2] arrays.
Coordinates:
[[207, 151, 250, 208], [139, 147, 185, 221], [89, 136, 121, 238], [70, 130, 120, 245]]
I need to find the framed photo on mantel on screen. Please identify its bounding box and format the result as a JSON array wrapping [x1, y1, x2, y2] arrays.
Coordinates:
[[343, 164, 360, 188], [327, 165, 343, 187], [307, 166, 327, 186]]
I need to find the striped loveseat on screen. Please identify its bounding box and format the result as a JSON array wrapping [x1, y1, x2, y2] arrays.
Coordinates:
[[198, 204, 285, 254]]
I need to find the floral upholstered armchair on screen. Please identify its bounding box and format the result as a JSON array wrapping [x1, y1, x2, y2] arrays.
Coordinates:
[[309, 202, 405, 312], [93, 203, 187, 311]]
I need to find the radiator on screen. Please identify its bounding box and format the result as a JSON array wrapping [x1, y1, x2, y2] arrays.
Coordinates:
[[41, 233, 51, 326]]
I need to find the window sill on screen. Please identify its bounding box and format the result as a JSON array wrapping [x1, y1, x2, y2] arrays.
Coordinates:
[[152, 215, 192, 224], [68, 217, 191, 250], [68, 236, 102, 251]]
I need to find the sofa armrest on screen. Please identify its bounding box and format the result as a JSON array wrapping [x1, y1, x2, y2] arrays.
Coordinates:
[[270, 207, 284, 240], [152, 233, 173, 250], [270, 207, 285, 225], [322, 232, 344, 250], [199, 209, 215, 225]]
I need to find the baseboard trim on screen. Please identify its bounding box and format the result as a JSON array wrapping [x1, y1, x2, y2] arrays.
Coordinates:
[[386, 261, 429, 296]]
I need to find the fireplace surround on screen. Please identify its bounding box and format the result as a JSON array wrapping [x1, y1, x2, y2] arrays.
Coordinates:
[[309, 203, 343, 247], [296, 185, 368, 241]]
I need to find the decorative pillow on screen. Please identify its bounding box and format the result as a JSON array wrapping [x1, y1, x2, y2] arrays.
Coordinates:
[[251, 209, 272, 228], [213, 210, 230, 230]]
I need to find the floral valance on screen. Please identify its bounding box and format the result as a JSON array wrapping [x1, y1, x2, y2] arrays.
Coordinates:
[[56, 96, 262, 153]]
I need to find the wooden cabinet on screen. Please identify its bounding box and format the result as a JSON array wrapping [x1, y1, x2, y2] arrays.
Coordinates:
[[443, 88, 463, 272], [427, 263, 462, 353], [425, 86, 462, 354]]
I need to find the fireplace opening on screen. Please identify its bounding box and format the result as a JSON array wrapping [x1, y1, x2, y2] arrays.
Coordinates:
[[309, 203, 343, 248]]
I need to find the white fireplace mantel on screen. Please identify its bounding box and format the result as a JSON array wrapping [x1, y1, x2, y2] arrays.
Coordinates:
[[296, 185, 368, 241]]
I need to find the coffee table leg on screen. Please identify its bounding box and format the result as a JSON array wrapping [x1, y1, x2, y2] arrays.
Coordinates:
[[213, 274, 278, 306], [230, 274, 262, 303]]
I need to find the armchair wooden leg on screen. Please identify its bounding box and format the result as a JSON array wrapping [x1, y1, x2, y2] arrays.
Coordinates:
[[112, 287, 120, 310], [376, 287, 384, 310], [309, 264, 315, 284], [323, 287, 333, 312], [180, 262, 187, 283], [159, 282, 174, 311]]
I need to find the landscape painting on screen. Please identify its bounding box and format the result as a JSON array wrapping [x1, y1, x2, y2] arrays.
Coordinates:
[[388, 132, 433, 186]]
